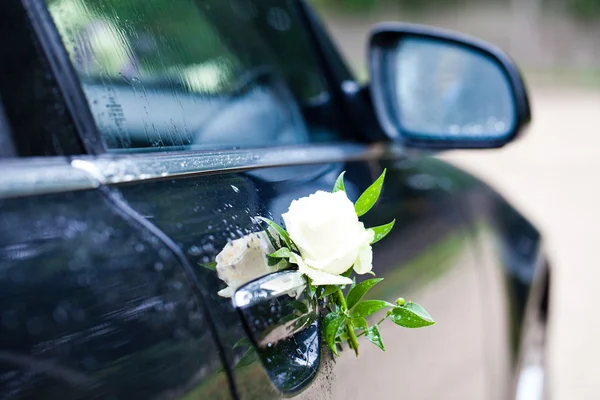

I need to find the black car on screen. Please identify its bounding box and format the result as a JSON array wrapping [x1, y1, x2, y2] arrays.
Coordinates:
[[0, 0, 549, 399]]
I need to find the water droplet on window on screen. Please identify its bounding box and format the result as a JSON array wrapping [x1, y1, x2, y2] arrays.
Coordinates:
[[267, 7, 291, 31], [53, 306, 69, 323], [188, 245, 202, 256]]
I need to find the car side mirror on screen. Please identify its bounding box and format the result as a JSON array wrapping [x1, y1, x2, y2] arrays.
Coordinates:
[[368, 23, 531, 149]]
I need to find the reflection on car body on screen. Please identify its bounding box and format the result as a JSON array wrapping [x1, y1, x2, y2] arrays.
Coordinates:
[[0, 0, 548, 399]]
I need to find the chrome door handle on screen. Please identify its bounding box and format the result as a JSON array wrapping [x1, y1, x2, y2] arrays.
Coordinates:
[[234, 270, 316, 348], [233, 271, 321, 394]]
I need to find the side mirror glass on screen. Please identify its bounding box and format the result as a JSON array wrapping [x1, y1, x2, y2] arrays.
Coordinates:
[[369, 23, 531, 149]]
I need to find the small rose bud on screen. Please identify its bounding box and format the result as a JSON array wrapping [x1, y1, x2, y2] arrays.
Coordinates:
[[396, 298, 406, 306]]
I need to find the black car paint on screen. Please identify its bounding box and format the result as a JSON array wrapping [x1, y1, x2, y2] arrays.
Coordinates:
[[0, 188, 231, 399], [0, 152, 542, 399], [0, 0, 546, 399]]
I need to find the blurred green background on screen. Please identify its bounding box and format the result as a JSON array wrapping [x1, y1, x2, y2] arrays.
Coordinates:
[[313, 0, 600, 16], [310, 0, 600, 86]]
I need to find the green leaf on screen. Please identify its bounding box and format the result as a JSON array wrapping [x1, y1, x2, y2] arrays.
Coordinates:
[[341, 268, 353, 278], [264, 227, 281, 250], [390, 302, 435, 328], [365, 325, 385, 351], [198, 261, 217, 271], [337, 331, 349, 342], [351, 300, 394, 319], [307, 279, 316, 298], [269, 247, 293, 259], [323, 312, 345, 356], [235, 347, 259, 369], [405, 301, 435, 322], [352, 317, 368, 330], [333, 171, 346, 193], [233, 337, 252, 349], [346, 278, 384, 309], [354, 169, 387, 217], [369, 220, 396, 244], [318, 285, 340, 300], [267, 256, 281, 266], [257, 217, 293, 250]]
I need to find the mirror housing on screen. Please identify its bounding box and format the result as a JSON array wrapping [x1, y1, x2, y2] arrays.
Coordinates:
[[368, 23, 531, 149]]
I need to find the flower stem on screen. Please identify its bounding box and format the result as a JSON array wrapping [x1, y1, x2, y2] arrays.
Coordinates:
[[334, 289, 359, 357]]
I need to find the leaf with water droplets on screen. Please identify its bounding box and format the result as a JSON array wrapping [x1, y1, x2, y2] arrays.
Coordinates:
[[333, 171, 346, 193], [365, 325, 385, 351], [352, 317, 368, 330], [257, 217, 294, 250], [351, 300, 394, 319], [323, 312, 345, 356], [369, 220, 396, 244], [354, 169, 386, 217], [390, 302, 435, 328], [346, 278, 384, 309]]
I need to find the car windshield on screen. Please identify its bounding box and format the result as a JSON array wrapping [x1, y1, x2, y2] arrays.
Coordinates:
[[45, 0, 338, 151]]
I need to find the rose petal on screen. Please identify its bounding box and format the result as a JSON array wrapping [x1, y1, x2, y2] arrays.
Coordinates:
[[282, 191, 359, 264], [217, 287, 235, 298], [353, 224, 375, 275], [289, 253, 352, 286], [303, 246, 358, 275], [301, 264, 353, 286], [353, 243, 373, 275]]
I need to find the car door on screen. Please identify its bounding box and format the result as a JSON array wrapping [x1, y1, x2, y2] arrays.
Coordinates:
[[0, 2, 230, 399], [39, 0, 490, 399]]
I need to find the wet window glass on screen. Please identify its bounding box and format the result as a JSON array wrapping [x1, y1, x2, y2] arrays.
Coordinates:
[[45, 0, 337, 152]]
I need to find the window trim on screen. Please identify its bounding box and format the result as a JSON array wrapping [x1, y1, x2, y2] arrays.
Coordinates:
[[0, 95, 17, 158], [22, 0, 106, 155], [0, 143, 392, 199]]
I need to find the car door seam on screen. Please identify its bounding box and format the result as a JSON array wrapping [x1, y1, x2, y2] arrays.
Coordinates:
[[71, 162, 240, 400]]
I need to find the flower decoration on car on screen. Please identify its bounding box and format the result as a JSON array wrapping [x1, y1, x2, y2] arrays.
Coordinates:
[[212, 170, 434, 357]]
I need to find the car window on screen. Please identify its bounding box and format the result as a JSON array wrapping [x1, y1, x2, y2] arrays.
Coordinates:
[[45, 0, 339, 153], [0, 1, 85, 157]]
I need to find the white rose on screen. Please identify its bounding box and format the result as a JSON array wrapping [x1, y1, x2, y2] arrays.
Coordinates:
[[215, 231, 279, 297], [282, 190, 375, 286]]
